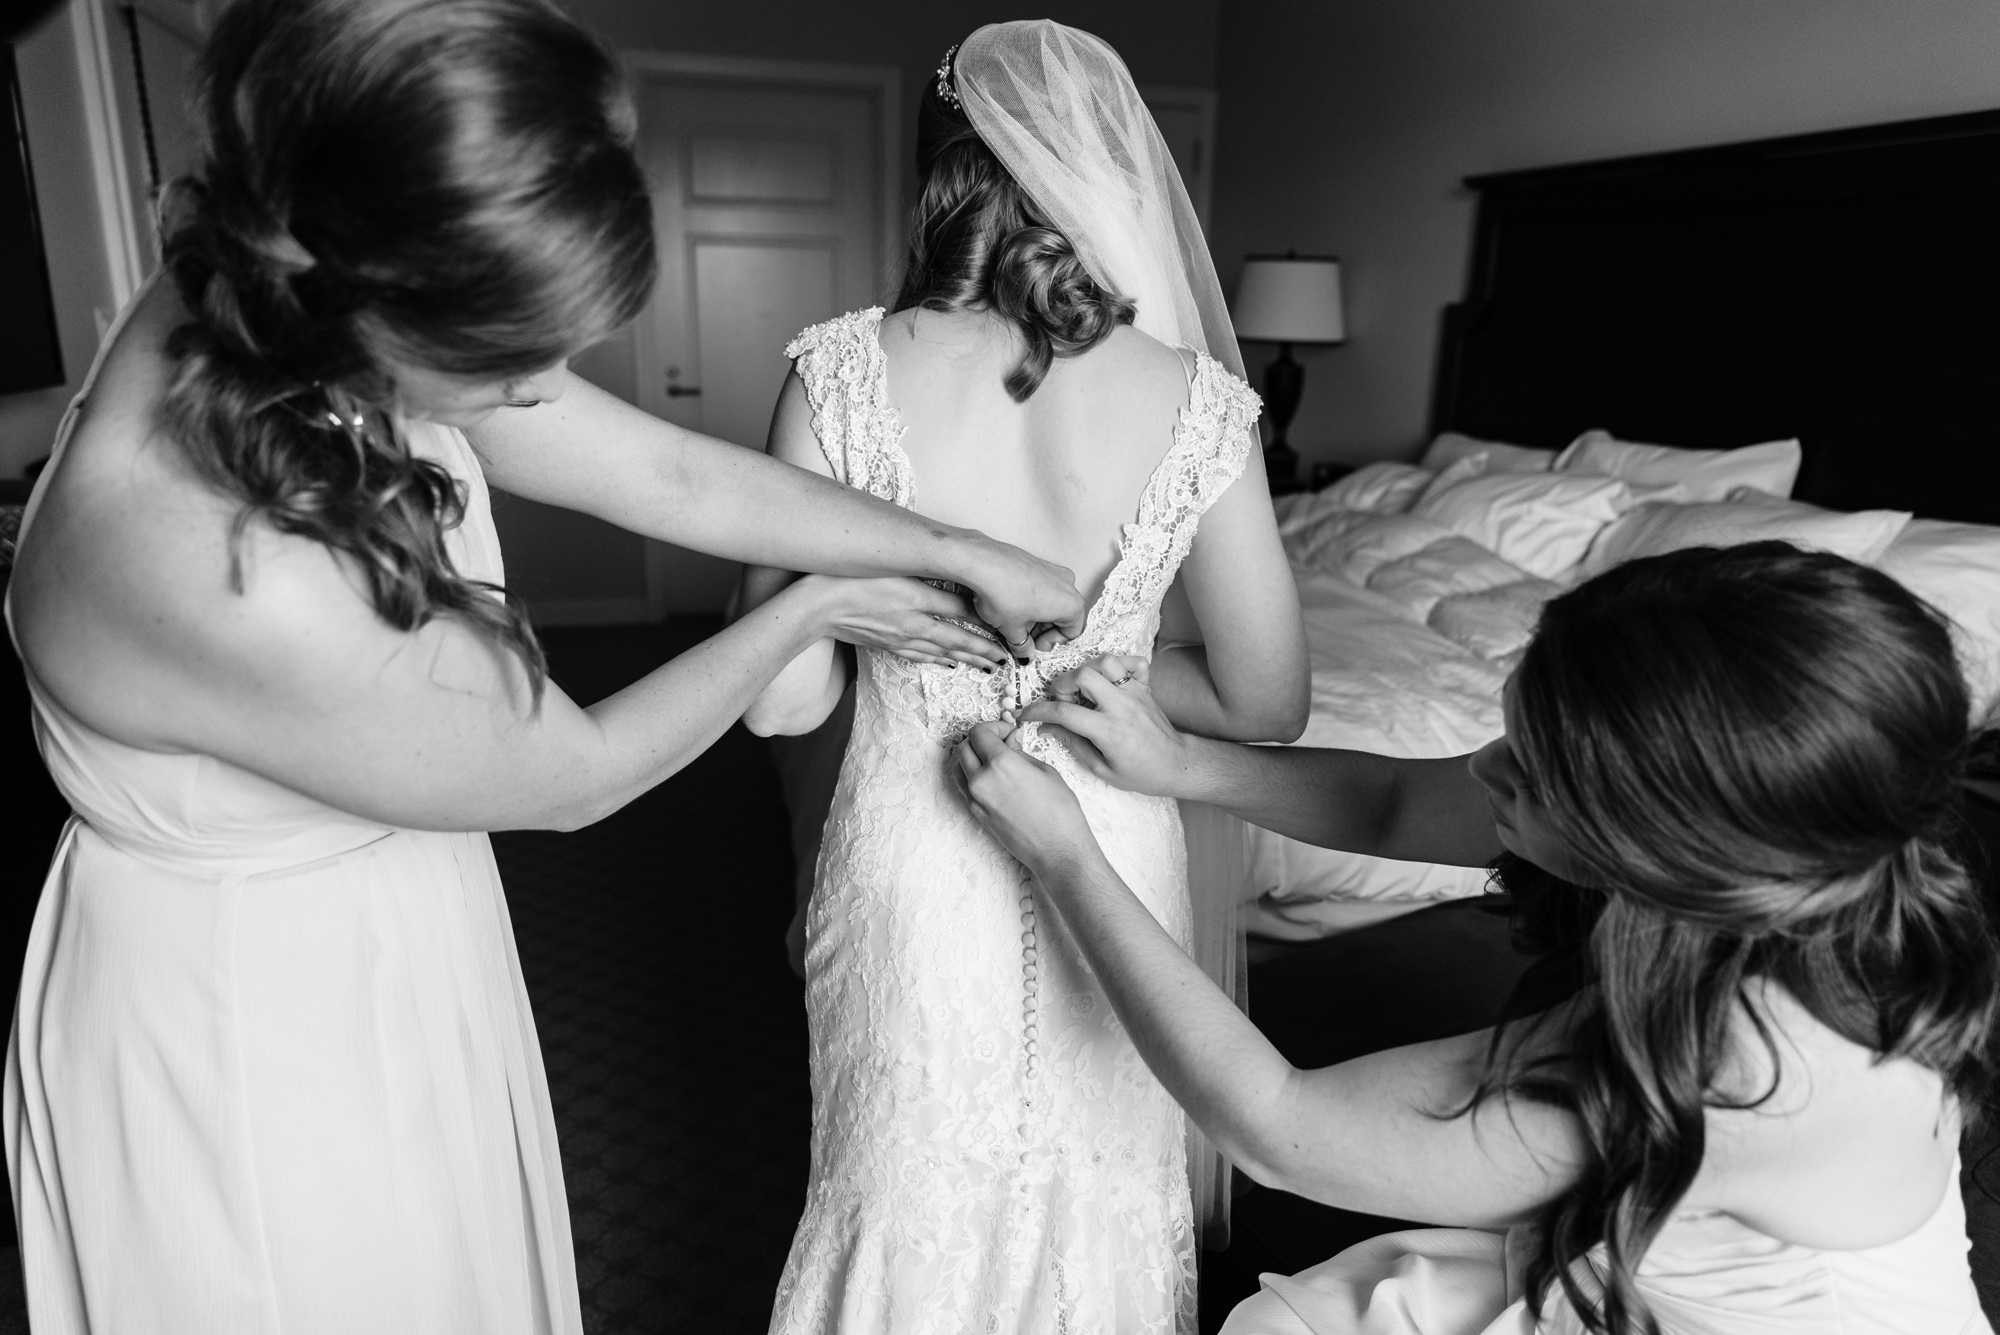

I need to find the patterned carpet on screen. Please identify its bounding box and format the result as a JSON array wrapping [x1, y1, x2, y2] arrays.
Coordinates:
[[497, 619, 813, 1334]]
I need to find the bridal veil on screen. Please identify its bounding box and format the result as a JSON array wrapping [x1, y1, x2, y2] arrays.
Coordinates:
[[957, 19, 1257, 1244]]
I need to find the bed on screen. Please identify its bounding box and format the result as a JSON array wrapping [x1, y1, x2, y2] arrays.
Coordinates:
[[1249, 106, 2000, 941]]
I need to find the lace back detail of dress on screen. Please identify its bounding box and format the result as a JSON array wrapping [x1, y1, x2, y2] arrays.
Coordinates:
[[785, 309, 913, 506], [785, 308, 1262, 755]]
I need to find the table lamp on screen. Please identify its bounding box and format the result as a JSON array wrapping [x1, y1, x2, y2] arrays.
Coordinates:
[[1231, 253, 1346, 486]]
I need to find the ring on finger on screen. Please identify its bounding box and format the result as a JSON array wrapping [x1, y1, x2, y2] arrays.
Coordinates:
[[1108, 672, 1135, 687]]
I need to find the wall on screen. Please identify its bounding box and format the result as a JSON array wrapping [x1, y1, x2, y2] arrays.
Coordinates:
[[1208, 0, 2000, 467], [564, 0, 1221, 195], [0, 8, 121, 478]]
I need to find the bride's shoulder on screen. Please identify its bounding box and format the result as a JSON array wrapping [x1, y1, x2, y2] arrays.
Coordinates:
[[786, 306, 886, 361], [1061, 324, 1192, 403]]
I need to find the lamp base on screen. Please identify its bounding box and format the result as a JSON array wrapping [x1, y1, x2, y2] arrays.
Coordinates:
[[1262, 344, 1304, 487], [1264, 437, 1300, 488]]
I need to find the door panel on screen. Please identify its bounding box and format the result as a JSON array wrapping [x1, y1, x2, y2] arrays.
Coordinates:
[[634, 68, 892, 615], [490, 59, 894, 624], [689, 134, 837, 204], [691, 240, 839, 454]]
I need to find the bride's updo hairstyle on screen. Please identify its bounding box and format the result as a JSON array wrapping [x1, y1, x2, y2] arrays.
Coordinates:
[[894, 45, 1135, 402], [162, 0, 655, 691], [1475, 541, 1997, 1335]]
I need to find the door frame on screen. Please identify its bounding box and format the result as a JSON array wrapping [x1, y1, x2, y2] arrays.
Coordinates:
[[68, 0, 208, 316], [619, 50, 902, 620]]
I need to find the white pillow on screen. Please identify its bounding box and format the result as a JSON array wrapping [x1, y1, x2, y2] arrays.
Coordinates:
[[1875, 518, 2000, 723], [1314, 461, 1435, 516], [1413, 470, 1634, 581], [1556, 429, 1802, 502], [1582, 489, 1912, 578], [1422, 431, 1558, 475]]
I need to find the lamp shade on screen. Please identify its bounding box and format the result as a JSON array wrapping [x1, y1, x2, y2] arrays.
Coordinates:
[[1231, 254, 1345, 344]]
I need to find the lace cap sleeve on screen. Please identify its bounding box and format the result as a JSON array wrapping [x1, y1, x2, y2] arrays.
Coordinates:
[[1178, 352, 1263, 515], [784, 307, 914, 508]]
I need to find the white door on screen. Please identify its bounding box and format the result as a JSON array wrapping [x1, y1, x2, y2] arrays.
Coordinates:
[[629, 56, 898, 615], [494, 56, 898, 623], [1140, 85, 1218, 236]]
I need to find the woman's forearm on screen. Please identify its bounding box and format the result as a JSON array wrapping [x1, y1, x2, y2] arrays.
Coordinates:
[[474, 380, 1011, 583], [533, 580, 842, 828], [1032, 844, 1300, 1180], [649, 432, 993, 578], [1151, 734, 1501, 867]]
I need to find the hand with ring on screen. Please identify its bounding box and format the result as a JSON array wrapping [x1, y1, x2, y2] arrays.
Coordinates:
[[1018, 656, 1195, 798]]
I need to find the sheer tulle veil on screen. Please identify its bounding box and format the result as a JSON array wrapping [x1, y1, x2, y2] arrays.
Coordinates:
[[957, 19, 1255, 1245]]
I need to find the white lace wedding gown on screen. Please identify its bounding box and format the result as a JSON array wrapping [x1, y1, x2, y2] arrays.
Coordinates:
[[767, 309, 1261, 1335]]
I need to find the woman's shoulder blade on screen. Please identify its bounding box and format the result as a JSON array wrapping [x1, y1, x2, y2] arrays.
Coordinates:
[[1689, 978, 1958, 1249], [13, 394, 391, 754]]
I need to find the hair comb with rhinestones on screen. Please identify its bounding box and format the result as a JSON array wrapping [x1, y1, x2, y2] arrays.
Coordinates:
[[933, 43, 962, 112]]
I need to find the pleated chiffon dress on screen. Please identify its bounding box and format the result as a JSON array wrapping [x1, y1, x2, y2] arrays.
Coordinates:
[[4, 397, 579, 1334]]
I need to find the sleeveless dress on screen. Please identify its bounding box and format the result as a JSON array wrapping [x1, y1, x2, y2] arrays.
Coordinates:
[[1219, 1172, 1993, 1335], [4, 360, 579, 1334], [767, 309, 1261, 1335]]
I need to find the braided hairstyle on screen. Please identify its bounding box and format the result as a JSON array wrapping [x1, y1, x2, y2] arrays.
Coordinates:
[[1471, 542, 1997, 1334], [893, 44, 1135, 402], [162, 0, 656, 693]]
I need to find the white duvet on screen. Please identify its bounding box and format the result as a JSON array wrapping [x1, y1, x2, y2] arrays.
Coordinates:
[[1248, 506, 1559, 937], [1253, 447, 2000, 940]]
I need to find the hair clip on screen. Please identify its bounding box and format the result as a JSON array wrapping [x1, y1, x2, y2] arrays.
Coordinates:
[[934, 43, 962, 111], [325, 409, 364, 430]]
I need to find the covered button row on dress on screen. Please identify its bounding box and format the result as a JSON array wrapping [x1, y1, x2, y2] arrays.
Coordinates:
[[1020, 864, 1040, 1086]]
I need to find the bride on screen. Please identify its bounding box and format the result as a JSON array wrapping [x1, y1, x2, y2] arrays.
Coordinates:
[[736, 22, 1308, 1333]]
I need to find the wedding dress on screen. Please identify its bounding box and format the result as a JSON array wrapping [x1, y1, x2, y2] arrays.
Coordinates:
[[765, 307, 1261, 1335]]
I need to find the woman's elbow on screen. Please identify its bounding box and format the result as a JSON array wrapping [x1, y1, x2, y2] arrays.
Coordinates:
[[1220, 681, 1310, 744], [1267, 687, 1310, 744], [1213, 1118, 1315, 1198], [744, 695, 832, 738]]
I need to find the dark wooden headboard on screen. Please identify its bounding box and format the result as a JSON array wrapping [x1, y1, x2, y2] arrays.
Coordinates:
[[1432, 109, 2000, 526]]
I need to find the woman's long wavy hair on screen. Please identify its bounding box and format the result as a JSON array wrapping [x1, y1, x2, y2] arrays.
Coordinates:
[[893, 53, 1135, 401], [1475, 542, 1997, 1334], [162, 0, 656, 694]]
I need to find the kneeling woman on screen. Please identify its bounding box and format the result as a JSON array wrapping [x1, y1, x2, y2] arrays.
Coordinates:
[[958, 543, 1995, 1334]]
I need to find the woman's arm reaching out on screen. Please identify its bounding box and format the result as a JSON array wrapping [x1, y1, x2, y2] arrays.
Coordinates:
[[954, 722, 1579, 1226], [1021, 658, 1503, 867], [466, 371, 1084, 649], [17, 450, 984, 834], [1147, 440, 1309, 743], [733, 369, 1009, 737]]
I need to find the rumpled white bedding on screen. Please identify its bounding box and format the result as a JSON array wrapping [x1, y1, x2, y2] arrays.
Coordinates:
[[1254, 443, 2000, 940], [1246, 549, 1546, 938]]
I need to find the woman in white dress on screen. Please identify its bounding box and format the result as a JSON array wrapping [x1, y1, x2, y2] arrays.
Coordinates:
[[737, 23, 1309, 1334], [962, 541, 1995, 1334], [3, 1, 1087, 1331]]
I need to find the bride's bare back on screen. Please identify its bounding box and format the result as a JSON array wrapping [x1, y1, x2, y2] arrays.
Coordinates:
[[745, 306, 1307, 743], [880, 308, 1194, 605]]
